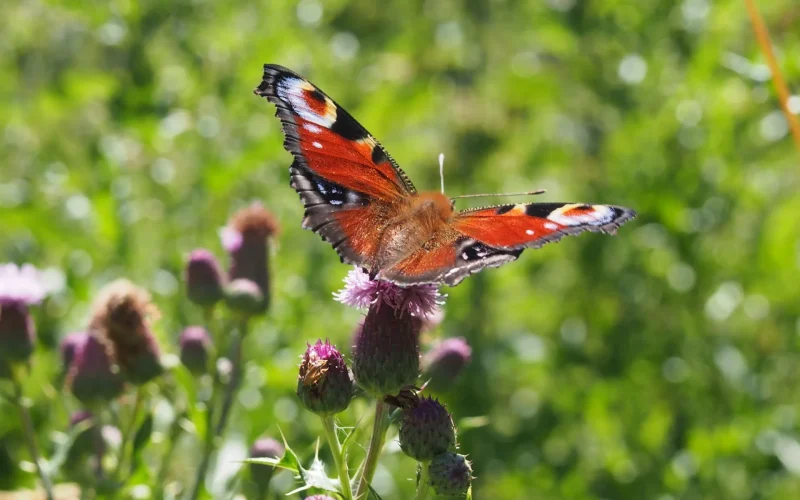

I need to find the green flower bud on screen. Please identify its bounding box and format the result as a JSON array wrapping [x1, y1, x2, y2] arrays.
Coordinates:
[[399, 397, 457, 461], [428, 452, 472, 498]]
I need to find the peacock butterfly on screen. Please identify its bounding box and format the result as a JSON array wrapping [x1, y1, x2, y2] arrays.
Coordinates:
[[254, 64, 636, 286]]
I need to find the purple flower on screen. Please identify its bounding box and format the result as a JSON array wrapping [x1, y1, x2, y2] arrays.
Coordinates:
[[221, 203, 279, 314], [422, 337, 472, 392], [67, 335, 125, 405], [185, 249, 225, 307], [297, 340, 353, 416], [334, 267, 444, 318], [60, 332, 90, 372], [249, 437, 284, 492], [0, 263, 48, 306], [0, 301, 36, 363], [179, 326, 212, 376]]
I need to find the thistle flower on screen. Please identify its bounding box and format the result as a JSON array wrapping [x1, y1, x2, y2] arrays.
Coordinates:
[[90, 280, 162, 385], [334, 267, 443, 318], [185, 249, 225, 307], [221, 203, 279, 314], [67, 335, 125, 405], [249, 437, 284, 493], [428, 452, 473, 498], [60, 332, 89, 373], [297, 340, 353, 416], [179, 326, 212, 376], [422, 337, 472, 392], [305, 496, 337, 500], [224, 278, 265, 316], [352, 304, 421, 397], [0, 263, 49, 365], [399, 396, 457, 461]]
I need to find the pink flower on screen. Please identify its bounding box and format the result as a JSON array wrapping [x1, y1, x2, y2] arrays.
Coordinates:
[[334, 267, 444, 318], [0, 263, 48, 306]]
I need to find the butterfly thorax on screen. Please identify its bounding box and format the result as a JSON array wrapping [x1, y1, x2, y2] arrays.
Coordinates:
[[371, 192, 453, 272]]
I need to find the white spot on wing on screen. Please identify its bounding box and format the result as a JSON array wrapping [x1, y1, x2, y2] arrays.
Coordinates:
[[312, 141, 323, 149], [525, 229, 535, 236], [544, 222, 559, 230], [330, 199, 343, 206], [303, 123, 323, 133], [547, 204, 614, 227], [277, 77, 336, 127]]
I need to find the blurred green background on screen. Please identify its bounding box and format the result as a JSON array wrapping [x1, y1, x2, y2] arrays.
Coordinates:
[[2, 0, 800, 498]]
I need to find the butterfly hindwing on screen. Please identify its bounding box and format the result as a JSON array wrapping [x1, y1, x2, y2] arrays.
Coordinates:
[[380, 202, 636, 286], [255, 64, 416, 266]]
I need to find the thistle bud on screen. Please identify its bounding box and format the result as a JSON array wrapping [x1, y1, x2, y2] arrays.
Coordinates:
[[352, 304, 421, 398], [224, 278, 265, 316], [67, 335, 125, 405], [0, 301, 35, 363], [399, 397, 457, 461], [297, 340, 353, 416], [428, 452, 472, 498], [179, 326, 212, 376], [185, 249, 225, 307], [422, 337, 472, 392], [221, 203, 279, 314], [60, 332, 89, 373], [249, 437, 284, 493], [90, 280, 163, 385]]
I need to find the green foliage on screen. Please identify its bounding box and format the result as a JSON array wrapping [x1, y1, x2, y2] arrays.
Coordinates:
[[2, 0, 800, 498]]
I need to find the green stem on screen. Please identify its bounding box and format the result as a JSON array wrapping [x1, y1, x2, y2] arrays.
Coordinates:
[[12, 373, 55, 500], [112, 385, 144, 483], [154, 410, 185, 498], [414, 462, 430, 500], [214, 320, 247, 437], [321, 416, 354, 500], [355, 401, 390, 500]]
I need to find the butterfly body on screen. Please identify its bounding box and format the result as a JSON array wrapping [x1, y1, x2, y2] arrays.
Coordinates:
[[256, 64, 636, 286]]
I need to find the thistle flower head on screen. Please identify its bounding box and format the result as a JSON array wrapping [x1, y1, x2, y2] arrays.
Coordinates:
[[0, 263, 48, 306], [249, 437, 284, 492], [221, 203, 279, 314], [422, 337, 472, 392], [297, 340, 353, 416], [334, 267, 443, 318], [185, 249, 225, 307], [0, 301, 36, 363], [224, 278, 265, 316], [179, 326, 212, 376], [399, 396, 457, 461], [67, 335, 125, 405], [428, 452, 473, 498], [90, 280, 162, 385], [352, 302, 421, 397], [60, 332, 89, 372]]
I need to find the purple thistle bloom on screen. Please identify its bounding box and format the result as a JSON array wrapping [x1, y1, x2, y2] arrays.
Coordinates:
[[179, 326, 212, 376], [67, 335, 125, 405], [305, 496, 337, 500], [0, 263, 48, 306], [334, 267, 444, 318], [185, 249, 225, 307], [60, 332, 90, 372], [249, 437, 285, 492], [422, 337, 472, 392], [297, 339, 353, 416]]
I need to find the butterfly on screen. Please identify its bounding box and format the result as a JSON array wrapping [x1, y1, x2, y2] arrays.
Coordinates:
[[254, 64, 636, 286]]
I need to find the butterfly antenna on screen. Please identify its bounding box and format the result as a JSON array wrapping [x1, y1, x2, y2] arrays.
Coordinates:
[[451, 189, 546, 201], [439, 153, 445, 194]]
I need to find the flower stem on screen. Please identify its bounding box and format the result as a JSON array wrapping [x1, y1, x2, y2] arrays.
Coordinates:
[[11, 373, 54, 500], [355, 401, 390, 500], [214, 319, 247, 437], [112, 385, 144, 482], [321, 416, 354, 500], [744, 0, 800, 153], [414, 462, 430, 500]]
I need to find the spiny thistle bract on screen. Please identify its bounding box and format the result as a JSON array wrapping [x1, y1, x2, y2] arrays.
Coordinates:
[[428, 452, 473, 498], [399, 396, 457, 461], [185, 249, 225, 307], [90, 279, 163, 385], [297, 340, 354, 416]]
